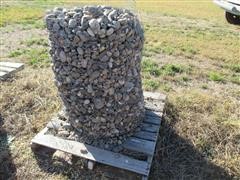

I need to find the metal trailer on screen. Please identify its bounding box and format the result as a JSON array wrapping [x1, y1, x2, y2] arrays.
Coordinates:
[[213, 0, 240, 24]]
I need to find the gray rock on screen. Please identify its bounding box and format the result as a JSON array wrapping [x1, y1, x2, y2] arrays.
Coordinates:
[[87, 28, 95, 37], [87, 85, 93, 93], [77, 47, 84, 55], [94, 98, 104, 109], [84, 99, 90, 105], [89, 19, 100, 34], [106, 28, 114, 36], [58, 130, 70, 137], [52, 23, 60, 31], [59, 51, 67, 62], [81, 59, 88, 68], [68, 19, 77, 28]]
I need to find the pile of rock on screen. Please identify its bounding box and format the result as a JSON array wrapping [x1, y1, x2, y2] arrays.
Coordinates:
[[45, 6, 145, 148]]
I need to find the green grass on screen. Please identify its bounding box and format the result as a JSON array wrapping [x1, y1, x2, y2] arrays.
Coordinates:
[[228, 64, 240, 73], [143, 79, 159, 91], [142, 58, 161, 77], [27, 48, 50, 67], [136, 0, 226, 24], [230, 75, 240, 85], [9, 49, 27, 57], [0, 6, 44, 27], [161, 64, 188, 76], [208, 71, 225, 82], [21, 38, 48, 47], [143, 18, 240, 65], [142, 58, 189, 78], [8, 48, 50, 67]]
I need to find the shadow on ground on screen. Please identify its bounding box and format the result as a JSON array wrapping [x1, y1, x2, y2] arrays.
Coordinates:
[[0, 114, 16, 180], [149, 102, 233, 180], [32, 144, 139, 180], [32, 102, 233, 180]]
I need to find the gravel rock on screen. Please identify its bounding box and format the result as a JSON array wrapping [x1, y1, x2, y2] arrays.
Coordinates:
[[89, 19, 100, 34], [68, 19, 77, 28], [106, 28, 114, 36], [46, 6, 145, 147]]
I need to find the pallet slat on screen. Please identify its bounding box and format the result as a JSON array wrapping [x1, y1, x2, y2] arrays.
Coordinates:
[[134, 131, 157, 141], [144, 115, 161, 125], [0, 62, 24, 69], [0, 71, 8, 77], [142, 123, 159, 133], [145, 101, 165, 112], [0, 62, 24, 78], [144, 91, 166, 101], [32, 129, 149, 175], [123, 137, 155, 155], [0, 66, 16, 72], [145, 110, 162, 118]]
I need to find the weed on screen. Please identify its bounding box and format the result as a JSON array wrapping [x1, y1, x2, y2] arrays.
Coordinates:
[[9, 49, 27, 57], [182, 76, 190, 82], [230, 75, 240, 85], [8, 48, 50, 67], [160, 84, 172, 92], [143, 79, 159, 91], [208, 71, 225, 82], [228, 64, 240, 73], [201, 84, 209, 89], [27, 48, 50, 67], [21, 38, 48, 47], [162, 64, 186, 76], [142, 58, 161, 77]]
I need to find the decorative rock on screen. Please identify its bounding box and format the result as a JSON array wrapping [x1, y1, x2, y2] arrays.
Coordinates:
[[89, 19, 100, 34], [106, 28, 114, 36], [77, 47, 84, 55], [46, 6, 145, 147], [68, 19, 77, 28], [87, 28, 95, 37], [59, 51, 66, 62], [53, 150, 73, 165], [94, 98, 104, 109], [52, 23, 60, 31], [84, 99, 90, 105]]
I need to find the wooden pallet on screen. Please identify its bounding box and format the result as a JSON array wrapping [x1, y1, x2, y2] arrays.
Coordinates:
[[0, 61, 24, 79], [31, 91, 166, 180]]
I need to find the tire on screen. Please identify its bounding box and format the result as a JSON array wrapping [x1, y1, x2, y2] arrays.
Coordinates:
[[225, 11, 240, 25]]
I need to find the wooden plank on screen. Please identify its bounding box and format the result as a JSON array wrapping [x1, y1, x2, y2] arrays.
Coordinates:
[[145, 100, 165, 112], [134, 131, 157, 141], [142, 123, 159, 133], [0, 62, 24, 79], [142, 156, 152, 180], [145, 110, 162, 118], [123, 137, 155, 156], [144, 114, 161, 125], [0, 71, 8, 78], [0, 66, 16, 72], [144, 91, 166, 101], [0, 62, 24, 69], [32, 132, 149, 175]]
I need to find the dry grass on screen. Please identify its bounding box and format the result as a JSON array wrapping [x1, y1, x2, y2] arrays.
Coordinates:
[[0, 0, 240, 179]]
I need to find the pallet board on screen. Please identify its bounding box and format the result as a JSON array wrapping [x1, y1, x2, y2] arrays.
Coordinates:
[[0, 61, 24, 79], [31, 91, 166, 180]]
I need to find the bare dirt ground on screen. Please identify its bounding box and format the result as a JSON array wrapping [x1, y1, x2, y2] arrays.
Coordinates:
[[0, 26, 47, 58]]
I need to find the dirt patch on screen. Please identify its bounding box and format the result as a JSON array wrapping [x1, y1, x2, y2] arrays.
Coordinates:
[[0, 25, 47, 59]]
